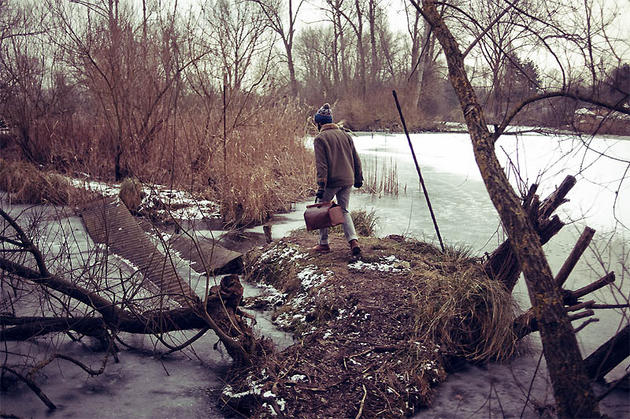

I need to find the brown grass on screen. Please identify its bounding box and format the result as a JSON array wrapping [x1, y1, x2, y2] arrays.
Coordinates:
[[143, 97, 315, 226], [0, 158, 92, 205], [7, 96, 314, 226], [411, 250, 518, 361]]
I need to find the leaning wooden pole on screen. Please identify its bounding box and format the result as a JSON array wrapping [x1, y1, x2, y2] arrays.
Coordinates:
[[392, 90, 445, 252]]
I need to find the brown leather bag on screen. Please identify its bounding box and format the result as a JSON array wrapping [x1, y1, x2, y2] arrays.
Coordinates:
[[304, 201, 345, 231]]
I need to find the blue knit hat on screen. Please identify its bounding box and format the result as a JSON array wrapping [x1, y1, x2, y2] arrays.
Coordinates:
[[314, 103, 333, 124]]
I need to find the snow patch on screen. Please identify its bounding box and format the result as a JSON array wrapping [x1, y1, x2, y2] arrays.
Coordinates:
[[297, 265, 330, 290], [348, 255, 410, 273], [68, 177, 220, 220]]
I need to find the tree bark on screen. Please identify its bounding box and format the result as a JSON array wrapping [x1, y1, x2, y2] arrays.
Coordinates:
[[417, 1, 600, 417]]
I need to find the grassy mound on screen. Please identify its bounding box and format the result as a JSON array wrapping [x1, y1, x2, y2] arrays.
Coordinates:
[[226, 230, 519, 418], [0, 159, 92, 205]]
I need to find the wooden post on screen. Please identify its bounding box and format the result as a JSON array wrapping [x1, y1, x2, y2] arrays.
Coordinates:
[[555, 227, 595, 287], [263, 224, 272, 243]]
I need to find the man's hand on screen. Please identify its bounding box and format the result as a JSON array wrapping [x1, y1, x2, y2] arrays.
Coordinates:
[[354, 181, 363, 188], [316, 181, 325, 200]]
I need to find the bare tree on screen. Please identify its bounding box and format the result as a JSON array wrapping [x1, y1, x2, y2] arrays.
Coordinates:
[[47, 0, 191, 181], [323, 0, 352, 91], [0, 1, 51, 163], [295, 26, 337, 101], [344, 0, 367, 97], [459, 0, 535, 120], [403, 0, 438, 110], [250, 0, 305, 97], [204, 0, 269, 93], [410, 0, 630, 416]]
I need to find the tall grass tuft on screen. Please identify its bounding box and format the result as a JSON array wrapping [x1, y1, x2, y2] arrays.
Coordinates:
[[6, 93, 314, 225], [328, 209, 379, 237], [411, 251, 518, 362], [350, 209, 378, 237], [0, 159, 84, 205]]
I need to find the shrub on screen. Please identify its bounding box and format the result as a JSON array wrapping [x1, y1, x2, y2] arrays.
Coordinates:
[[203, 99, 315, 226], [351, 209, 378, 237]]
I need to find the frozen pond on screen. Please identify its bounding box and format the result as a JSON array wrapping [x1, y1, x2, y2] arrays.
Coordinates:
[[353, 131, 630, 376], [256, 130, 630, 417]]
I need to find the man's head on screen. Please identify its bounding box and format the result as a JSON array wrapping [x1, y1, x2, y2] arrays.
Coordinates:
[[314, 103, 333, 125]]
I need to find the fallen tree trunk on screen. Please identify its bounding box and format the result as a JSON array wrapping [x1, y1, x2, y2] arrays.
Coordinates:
[[0, 278, 242, 339], [0, 267, 266, 365], [0, 208, 267, 368], [584, 324, 630, 382]]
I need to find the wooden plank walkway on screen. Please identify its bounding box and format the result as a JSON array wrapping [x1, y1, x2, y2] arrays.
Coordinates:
[[168, 233, 243, 276], [80, 199, 200, 307], [135, 218, 244, 276]]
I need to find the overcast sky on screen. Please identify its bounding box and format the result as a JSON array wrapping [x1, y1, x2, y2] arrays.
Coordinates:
[[153, 0, 629, 64]]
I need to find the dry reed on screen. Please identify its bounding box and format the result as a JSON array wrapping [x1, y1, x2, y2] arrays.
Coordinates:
[[363, 154, 401, 196], [177, 98, 314, 226], [6, 96, 313, 225], [0, 159, 90, 205]]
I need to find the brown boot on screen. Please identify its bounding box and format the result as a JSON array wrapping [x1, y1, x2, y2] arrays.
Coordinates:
[[349, 239, 361, 256], [312, 243, 330, 253]]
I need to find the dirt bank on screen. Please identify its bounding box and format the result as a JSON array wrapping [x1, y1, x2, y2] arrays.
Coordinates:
[[222, 230, 518, 418]]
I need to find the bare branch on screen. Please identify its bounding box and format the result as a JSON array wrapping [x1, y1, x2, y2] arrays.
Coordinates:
[[1, 366, 56, 410]]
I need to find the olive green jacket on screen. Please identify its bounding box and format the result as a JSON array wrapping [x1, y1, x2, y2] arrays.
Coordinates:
[[314, 123, 363, 188]]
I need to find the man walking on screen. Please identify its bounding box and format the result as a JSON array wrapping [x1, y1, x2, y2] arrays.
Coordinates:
[[313, 103, 363, 256]]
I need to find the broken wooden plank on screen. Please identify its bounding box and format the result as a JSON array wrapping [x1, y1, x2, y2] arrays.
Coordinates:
[[168, 233, 243, 276]]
